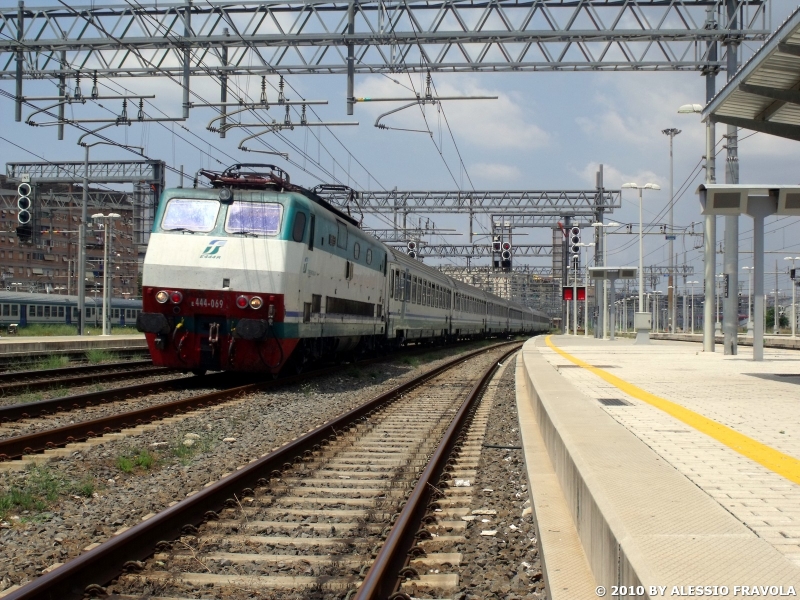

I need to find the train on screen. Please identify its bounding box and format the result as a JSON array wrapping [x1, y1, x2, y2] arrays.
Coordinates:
[[136, 164, 550, 374], [0, 291, 142, 329]]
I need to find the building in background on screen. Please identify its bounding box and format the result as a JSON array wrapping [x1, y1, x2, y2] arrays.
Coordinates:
[[0, 175, 139, 298]]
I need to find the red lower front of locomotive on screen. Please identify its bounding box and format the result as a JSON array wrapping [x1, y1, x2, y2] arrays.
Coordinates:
[[137, 287, 298, 374]]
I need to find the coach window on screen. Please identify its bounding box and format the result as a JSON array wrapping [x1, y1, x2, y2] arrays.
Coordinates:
[[411, 276, 417, 304], [292, 211, 307, 243], [44, 306, 50, 318], [11, 305, 17, 317], [417, 278, 422, 304], [337, 221, 348, 250], [1, 305, 7, 316], [58, 307, 64, 318], [37, 306, 43, 317], [353, 242, 361, 260], [366, 248, 373, 265]]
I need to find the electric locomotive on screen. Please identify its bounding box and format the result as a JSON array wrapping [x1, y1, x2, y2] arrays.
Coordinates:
[[136, 164, 548, 374]]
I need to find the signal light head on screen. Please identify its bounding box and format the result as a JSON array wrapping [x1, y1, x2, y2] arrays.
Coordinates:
[[169, 291, 183, 304], [155, 290, 169, 304], [17, 183, 31, 197], [17, 197, 31, 211], [236, 295, 249, 309], [249, 296, 263, 309], [502, 242, 511, 251], [501, 250, 511, 260]]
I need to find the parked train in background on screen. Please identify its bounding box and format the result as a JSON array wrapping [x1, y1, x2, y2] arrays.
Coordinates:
[[137, 164, 551, 375], [0, 291, 142, 329]]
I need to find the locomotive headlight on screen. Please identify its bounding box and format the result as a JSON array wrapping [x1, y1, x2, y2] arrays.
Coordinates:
[[155, 290, 169, 304], [249, 296, 263, 309], [236, 295, 249, 309], [170, 291, 183, 304]]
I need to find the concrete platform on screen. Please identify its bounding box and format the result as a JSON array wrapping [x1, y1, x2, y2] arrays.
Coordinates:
[[625, 331, 800, 351], [0, 334, 146, 357], [516, 335, 800, 597]]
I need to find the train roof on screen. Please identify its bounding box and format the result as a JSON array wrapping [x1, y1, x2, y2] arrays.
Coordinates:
[[0, 291, 142, 307]]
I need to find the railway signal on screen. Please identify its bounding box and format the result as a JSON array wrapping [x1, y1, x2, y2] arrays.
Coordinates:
[[16, 181, 33, 242], [501, 241, 512, 272], [569, 227, 581, 254], [407, 241, 418, 259]]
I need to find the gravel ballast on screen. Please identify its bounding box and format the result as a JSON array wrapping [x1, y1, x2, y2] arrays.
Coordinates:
[[454, 357, 546, 600]]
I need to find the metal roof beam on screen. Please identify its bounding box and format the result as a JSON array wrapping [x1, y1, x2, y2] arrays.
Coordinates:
[[709, 114, 800, 142]]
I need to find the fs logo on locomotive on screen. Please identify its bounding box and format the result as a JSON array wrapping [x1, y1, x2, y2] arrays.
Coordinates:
[[201, 240, 227, 259]]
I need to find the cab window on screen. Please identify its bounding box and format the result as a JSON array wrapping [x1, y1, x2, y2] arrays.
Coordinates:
[[162, 198, 219, 233], [225, 202, 283, 236]]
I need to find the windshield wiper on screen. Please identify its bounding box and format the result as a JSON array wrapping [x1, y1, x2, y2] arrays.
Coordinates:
[[164, 227, 197, 234], [230, 231, 259, 237]]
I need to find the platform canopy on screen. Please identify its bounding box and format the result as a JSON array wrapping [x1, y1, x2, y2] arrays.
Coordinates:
[[703, 6, 800, 141]]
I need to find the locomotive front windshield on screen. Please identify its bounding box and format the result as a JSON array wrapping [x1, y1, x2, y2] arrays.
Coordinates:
[[162, 199, 220, 232], [225, 202, 283, 236]]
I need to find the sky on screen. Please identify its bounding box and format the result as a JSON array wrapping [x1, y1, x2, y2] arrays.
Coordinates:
[[1, 0, 800, 301]]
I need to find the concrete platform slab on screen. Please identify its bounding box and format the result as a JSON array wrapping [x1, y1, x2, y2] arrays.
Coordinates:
[[517, 335, 800, 595]]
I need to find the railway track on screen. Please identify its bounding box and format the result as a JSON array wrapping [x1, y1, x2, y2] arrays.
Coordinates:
[[0, 341, 510, 460], [0, 360, 169, 397], [2, 341, 521, 600]]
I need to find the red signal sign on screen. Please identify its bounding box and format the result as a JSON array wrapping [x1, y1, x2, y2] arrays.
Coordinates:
[[563, 287, 586, 301]]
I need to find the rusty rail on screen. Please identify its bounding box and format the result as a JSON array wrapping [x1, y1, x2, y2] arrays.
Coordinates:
[[355, 344, 521, 599], [0, 365, 170, 397], [2, 341, 517, 600]]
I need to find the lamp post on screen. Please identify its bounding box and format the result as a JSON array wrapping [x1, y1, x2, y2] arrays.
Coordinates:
[[715, 273, 724, 335], [621, 183, 660, 344], [591, 222, 619, 339], [742, 266, 754, 338], [91, 212, 121, 336], [662, 127, 681, 334], [783, 257, 799, 338], [678, 103, 715, 353], [773, 288, 780, 335], [578, 242, 595, 336], [77, 131, 144, 335], [687, 281, 699, 334]]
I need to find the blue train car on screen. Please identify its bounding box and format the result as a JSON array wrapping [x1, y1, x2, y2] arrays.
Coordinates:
[[0, 291, 142, 329]]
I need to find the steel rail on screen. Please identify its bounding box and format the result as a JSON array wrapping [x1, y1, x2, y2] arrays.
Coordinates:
[[1, 340, 518, 600], [355, 344, 521, 599], [0, 359, 152, 384], [0, 371, 224, 425], [0, 365, 169, 396]]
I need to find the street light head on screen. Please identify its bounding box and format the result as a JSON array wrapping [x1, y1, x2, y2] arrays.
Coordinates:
[[677, 103, 703, 114], [661, 128, 682, 136], [90, 213, 104, 219], [643, 183, 661, 190], [108, 213, 121, 219], [621, 183, 639, 189], [608, 221, 620, 226]]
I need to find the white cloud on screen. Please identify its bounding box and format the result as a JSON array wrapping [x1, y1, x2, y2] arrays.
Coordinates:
[[355, 76, 550, 150], [470, 162, 521, 181], [575, 161, 664, 190]]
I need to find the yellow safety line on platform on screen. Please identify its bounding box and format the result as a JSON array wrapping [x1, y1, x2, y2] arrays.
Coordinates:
[[544, 335, 800, 486]]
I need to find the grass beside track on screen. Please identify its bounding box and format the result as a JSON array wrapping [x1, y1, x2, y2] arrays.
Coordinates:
[[10, 324, 138, 337]]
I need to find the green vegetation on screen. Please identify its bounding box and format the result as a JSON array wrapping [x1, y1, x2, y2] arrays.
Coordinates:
[[34, 355, 71, 370], [115, 448, 159, 473], [13, 324, 137, 337], [766, 307, 789, 329], [85, 349, 118, 364], [0, 465, 95, 518], [169, 434, 214, 465]]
